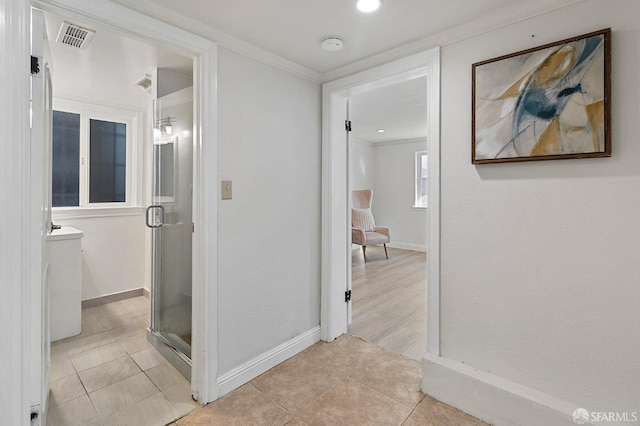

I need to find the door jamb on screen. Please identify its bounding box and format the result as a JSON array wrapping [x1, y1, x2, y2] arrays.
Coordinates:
[[31, 0, 220, 404], [1, 0, 32, 424], [320, 48, 441, 361]]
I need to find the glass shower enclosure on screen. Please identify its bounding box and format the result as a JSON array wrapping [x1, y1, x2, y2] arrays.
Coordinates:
[[146, 85, 194, 378]]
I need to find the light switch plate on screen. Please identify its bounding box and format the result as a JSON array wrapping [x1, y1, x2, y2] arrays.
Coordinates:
[[221, 180, 232, 200]]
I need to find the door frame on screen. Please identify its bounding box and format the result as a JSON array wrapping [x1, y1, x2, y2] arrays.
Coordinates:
[[27, 0, 219, 405], [1, 0, 32, 424], [320, 48, 442, 360]]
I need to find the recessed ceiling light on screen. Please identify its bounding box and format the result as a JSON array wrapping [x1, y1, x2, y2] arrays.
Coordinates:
[[377, 129, 385, 133], [357, 0, 382, 13], [320, 36, 344, 52]]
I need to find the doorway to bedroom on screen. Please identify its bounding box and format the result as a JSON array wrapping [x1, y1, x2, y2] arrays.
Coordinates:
[[347, 75, 428, 361]]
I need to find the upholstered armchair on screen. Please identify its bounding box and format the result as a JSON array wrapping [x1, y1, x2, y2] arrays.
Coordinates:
[[351, 189, 390, 262]]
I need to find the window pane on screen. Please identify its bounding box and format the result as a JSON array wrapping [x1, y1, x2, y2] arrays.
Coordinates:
[[418, 179, 428, 206], [420, 154, 428, 178], [89, 119, 126, 203], [52, 111, 80, 207]]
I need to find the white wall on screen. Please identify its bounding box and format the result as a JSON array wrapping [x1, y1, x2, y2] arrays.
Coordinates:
[[217, 47, 322, 374], [440, 0, 640, 415], [372, 140, 427, 251], [351, 138, 428, 251], [351, 138, 374, 191], [53, 215, 146, 300]]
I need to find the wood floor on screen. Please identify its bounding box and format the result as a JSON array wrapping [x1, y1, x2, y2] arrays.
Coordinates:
[[348, 247, 427, 361]]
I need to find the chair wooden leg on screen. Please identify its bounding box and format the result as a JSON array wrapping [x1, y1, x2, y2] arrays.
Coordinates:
[[383, 244, 388, 259], [362, 246, 367, 262]]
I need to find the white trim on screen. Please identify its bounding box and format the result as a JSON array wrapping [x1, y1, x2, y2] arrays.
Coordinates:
[[1, 0, 31, 424], [351, 138, 374, 147], [321, 92, 349, 341], [321, 49, 441, 352], [33, 0, 220, 405], [191, 43, 219, 404], [422, 354, 586, 426], [52, 206, 144, 220], [77, 0, 322, 84], [217, 327, 321, 397], [364, 137, 428, 147], [425, 50, 441, 356], [387, 242, 427, 253]]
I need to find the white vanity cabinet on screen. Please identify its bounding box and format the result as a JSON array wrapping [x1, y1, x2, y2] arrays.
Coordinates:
[[48, 226, 84, 342]]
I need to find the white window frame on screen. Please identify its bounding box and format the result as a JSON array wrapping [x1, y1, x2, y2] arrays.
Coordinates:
[[414, 151, 428, 208], [52, 98, 143, 218]]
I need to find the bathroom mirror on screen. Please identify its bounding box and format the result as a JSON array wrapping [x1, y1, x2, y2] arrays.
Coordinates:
[[153, 136, 177, 203]]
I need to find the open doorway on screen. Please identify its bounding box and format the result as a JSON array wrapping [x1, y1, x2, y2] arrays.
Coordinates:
[[321, 48, 440, 375], [347, 77, 428, 361], [25, 3, 218, 422], [42, 8, 198, 422]]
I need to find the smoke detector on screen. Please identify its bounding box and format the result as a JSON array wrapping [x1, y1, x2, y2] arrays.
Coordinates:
[[56, 21, 95, 50], [321, 37, 344, 52]]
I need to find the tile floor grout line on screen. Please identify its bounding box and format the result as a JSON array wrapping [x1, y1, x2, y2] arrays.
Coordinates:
[[80, 354, 142, 394], [400, 402, 422, 426], [249, 376, 341, 420], [343, 373, 423, 412]]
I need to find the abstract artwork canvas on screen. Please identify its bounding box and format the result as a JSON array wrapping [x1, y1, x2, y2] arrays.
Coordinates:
[[472, 29, 611, 164]]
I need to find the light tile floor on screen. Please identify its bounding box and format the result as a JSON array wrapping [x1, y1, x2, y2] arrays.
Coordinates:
[[48, 296, 199, 426], [51, 297, 487, 425], [176, 335, 488, 426]]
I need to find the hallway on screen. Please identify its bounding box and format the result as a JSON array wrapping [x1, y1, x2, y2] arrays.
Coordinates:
[[177, 334, 485, 425]]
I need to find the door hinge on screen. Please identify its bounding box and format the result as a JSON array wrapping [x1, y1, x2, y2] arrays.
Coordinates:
[[31, 56, 40, 75], [192, 222, 195, 233], [30, 404, 40, 424], [345, 120, 352, 132], [345, 290, 352, 302]]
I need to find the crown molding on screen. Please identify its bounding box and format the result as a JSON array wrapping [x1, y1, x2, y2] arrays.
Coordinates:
[[107, 0, 322, 84], [38, 0, 585, 86], [320, 0, 586, 82], [369, 137, 428, 147], [352, 137, 428, 147]]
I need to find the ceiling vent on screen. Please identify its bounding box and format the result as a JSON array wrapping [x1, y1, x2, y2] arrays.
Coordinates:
[[56, 21, 95, 50]]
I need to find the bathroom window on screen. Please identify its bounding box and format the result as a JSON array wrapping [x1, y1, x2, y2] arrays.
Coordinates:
[[414, 151, 428, 208], [51, 99, 142, 212], [89, 119, 127, 203], [52, 111, 81, 207]]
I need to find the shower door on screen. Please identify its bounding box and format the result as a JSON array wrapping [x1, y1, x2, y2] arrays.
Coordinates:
[[146, 87, 193, 364]]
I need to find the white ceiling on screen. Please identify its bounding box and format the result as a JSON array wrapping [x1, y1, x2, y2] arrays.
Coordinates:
[[44, 12, 192, 108], [114, 0, 577, 75], [351, 76, 427, 143]]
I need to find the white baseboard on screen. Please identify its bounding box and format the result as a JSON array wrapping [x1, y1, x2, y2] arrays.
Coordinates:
[[217, 326, 321, 396], [388, 242, 427, 252], [422, 354, 587, 426]]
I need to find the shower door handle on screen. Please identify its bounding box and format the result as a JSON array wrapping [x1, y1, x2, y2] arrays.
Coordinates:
[[145, 205, 165, 228]]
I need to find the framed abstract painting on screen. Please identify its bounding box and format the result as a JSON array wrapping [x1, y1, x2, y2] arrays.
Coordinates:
[[472, 28, 611, 164]]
